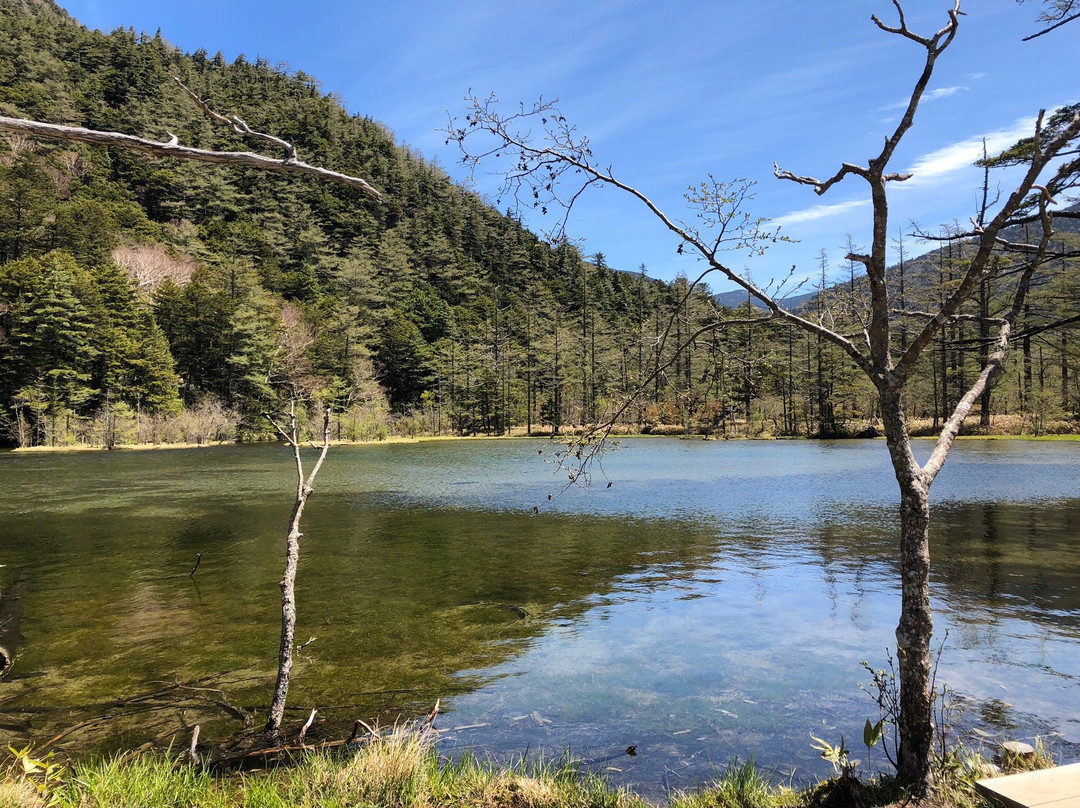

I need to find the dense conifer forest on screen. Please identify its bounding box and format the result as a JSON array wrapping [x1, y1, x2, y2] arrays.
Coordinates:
[[0, 0, 1077, 448]]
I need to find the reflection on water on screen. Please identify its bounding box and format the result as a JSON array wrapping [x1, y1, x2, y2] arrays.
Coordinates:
[[0, 438, 1078, 797]]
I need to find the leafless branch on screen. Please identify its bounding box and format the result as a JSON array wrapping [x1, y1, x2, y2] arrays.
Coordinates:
[[174, 78, 297, 159], [0, 115, 382, 199], [778, 0, 960, 230], [1022, 12, 1080, 38], [773, 162, 869, 196], [1020, 0, 1080, 40], [922, 173, 1058, 480], [450, 98, 872, 380], [893, 310, 1006, 325], [1009, 311, 1080, 339], [894, 107, 1080, 381], [872, 0, 962, 47]]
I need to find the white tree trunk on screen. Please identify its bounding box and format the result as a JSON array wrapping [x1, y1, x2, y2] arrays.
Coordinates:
[[264, 404, 330, 741]]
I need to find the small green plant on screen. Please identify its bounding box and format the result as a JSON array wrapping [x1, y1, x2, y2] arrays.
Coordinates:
[[809, 734, 857, 780], [807, 721, 888, 808], [861, 630, 959, 778], [670, 757, 797, 808], [7, 745, 62, 805], [860, 655, 900, 770], [863, 718, 885, 772]]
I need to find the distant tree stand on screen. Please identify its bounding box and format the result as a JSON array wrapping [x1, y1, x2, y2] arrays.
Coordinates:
[[448, 0, 1080, 798]]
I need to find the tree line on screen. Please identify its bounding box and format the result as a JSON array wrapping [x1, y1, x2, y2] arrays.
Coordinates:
[[1, 0, 1077, 450]]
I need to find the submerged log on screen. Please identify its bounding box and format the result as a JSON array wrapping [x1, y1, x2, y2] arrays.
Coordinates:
[[0, 569, 29, 677]]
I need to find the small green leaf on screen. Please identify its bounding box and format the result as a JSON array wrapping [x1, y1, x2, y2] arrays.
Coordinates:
[[864, 718, 884, 750]]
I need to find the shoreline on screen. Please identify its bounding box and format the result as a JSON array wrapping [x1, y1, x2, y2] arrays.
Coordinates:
[[6, 430, 1080, 454]]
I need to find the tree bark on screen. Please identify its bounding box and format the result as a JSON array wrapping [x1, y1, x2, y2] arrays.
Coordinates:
[[265, 494, 302, 739], [880, 387, 934, 796]]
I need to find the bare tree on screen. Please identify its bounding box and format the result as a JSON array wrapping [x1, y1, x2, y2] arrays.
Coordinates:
[[112, 244, 197, 292], [447, 1, 1080, 797], [1, 83, 381, 745], [262, 402, 331, 741]]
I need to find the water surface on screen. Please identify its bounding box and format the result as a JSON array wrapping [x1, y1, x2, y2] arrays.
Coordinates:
[[0, 438, 1078, 797]]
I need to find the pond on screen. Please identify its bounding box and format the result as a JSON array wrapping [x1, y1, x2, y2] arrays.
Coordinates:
[[0, 437, 1078, 798]]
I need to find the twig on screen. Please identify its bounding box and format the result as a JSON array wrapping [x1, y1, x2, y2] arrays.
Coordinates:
[[350, 717, 377, 742], [189, 725, 200, 765], [189, 553, 202, 578], [120, 725, 187, 764], [1022, 10, 1080, 40], [296, 708, 317, 746], [420, 699, 440, 732], [432, 722, 490, 733], [219, 737, 348, 763], [39, 716, 113, 750]]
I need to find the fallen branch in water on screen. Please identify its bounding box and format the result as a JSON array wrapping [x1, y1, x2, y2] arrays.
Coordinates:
[[296, 709, 317, 746], [189, 725, 201, 765]]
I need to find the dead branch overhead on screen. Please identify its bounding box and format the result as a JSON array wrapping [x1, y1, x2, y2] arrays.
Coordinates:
[[0, 116, 382, 200]]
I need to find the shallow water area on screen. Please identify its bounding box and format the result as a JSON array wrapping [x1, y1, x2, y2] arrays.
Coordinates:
[[0, 438, 1078, 798]]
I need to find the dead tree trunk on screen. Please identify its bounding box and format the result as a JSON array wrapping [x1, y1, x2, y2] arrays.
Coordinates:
[[264, 402, 331, 741]]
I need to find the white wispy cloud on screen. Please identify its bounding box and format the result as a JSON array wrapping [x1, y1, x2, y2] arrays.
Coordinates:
[[926, 86, 968, 101], [878, 85, 969, 112], [901, 115, 1037, 186], [772, 198, 870, 227]]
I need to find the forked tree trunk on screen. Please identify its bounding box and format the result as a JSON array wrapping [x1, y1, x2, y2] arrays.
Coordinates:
[[264, 403, 331, 741], [880, 388, 934, 796]]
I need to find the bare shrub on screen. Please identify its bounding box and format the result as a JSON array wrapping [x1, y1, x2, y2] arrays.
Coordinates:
[[175, 398, 237, 445], [112, 244, 196, 293]]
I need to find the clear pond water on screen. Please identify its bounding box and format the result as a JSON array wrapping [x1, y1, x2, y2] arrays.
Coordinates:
[[0, 438, 1078, 798]]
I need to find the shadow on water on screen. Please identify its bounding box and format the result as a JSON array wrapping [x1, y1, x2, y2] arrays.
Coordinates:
[[0, 439, 1077, 798]]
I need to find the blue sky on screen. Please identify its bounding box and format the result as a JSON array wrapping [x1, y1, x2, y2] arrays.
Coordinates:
[[58, 0, 1077, 291]]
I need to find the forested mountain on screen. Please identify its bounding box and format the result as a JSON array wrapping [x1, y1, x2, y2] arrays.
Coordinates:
[[0, 0, 1077, 448]]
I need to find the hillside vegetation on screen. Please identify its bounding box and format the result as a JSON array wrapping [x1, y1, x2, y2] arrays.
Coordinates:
[[1, 0, 1077, 448]]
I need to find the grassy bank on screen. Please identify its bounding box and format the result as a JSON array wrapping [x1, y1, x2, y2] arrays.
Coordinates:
[[1, 728, 1055, 808]]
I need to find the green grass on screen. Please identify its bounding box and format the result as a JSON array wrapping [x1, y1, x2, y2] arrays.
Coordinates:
[[3, 731, 1063, 808], [56, 753, 229, 807], [22, 729, 650, 808], [669, 757, 799, 808]]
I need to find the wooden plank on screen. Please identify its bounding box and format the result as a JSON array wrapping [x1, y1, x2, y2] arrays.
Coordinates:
[[976, 762, 1080, 808]]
